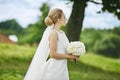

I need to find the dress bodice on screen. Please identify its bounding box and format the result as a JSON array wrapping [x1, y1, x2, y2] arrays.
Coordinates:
[[55, 30, 69, 54]]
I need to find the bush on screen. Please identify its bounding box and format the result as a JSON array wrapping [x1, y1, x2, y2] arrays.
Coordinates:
[[93, 34, 120, 58], [80, 28, 103, 51]]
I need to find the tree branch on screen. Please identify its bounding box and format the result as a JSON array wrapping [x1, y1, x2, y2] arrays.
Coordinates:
[[89, 0, 102, 5]]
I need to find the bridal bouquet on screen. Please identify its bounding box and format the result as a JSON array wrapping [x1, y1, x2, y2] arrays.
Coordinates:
[[66, 41, 86, 56]]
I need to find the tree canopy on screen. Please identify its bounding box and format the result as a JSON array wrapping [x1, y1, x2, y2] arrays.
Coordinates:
[[0, 19, 23, 36], [66, 0, 120, 41]]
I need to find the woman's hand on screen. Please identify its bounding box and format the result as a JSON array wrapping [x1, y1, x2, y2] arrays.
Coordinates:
[[68, 54, 80, 60], [75, 55, 80, 61], [69, 54, 76, 59]]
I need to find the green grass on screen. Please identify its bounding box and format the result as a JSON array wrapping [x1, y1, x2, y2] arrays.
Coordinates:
[[0, 43, 35, 80], [0, 43, 120, 80], [69, 53, 120, 80]]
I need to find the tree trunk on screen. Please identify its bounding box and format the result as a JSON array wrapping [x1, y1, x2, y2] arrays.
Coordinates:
[[66, 0, 87, 41]]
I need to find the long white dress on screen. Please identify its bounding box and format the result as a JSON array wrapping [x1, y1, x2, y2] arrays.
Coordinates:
[[38, 30, 70, 80]]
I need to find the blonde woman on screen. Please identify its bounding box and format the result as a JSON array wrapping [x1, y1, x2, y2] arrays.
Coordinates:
[[24, 8, 79, 80]]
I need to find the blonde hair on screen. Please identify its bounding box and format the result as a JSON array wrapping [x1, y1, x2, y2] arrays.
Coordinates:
[[44, 8, 63, 26]]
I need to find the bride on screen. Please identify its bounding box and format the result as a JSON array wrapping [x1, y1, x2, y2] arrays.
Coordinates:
[[24, 8, 79, 80]]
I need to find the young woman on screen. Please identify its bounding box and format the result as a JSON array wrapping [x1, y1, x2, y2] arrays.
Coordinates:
[[24, 8, 79, 80]]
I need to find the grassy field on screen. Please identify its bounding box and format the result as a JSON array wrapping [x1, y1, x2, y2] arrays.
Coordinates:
[[0, 43, 120, 80]]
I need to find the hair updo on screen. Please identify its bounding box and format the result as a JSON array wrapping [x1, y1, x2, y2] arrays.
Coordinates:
[[44, 8, 63, 26], [44, 16, 53, 26]]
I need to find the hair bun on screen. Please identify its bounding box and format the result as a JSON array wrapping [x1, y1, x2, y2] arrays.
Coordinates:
[[44, 16, 53, 26]]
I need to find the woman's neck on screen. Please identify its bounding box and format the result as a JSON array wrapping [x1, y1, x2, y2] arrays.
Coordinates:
[[54, 23, 61, 31]]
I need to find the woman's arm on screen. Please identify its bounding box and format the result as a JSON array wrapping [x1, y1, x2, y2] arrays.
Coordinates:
[[49, 30, 76, 59]]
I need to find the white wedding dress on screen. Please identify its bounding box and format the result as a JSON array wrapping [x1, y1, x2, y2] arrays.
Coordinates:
[[39, 30, 69, 80], [24, 26, 70, 80]]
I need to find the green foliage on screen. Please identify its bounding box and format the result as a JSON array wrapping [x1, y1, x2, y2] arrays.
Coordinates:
[[66, 0, 120, 41], [19, 3, 50, 44], [61, 25, 67, 32], [81, 26, 120, 58], [0, 19, 23, 38], [112, 26, 120, 35], [80, 28, 103, 51], [93, 34, 120, 58], [0, 19, 22, 30], [102, 0, 120, 19], [0, 43, 120, 80], [18, 25, 44, 44]]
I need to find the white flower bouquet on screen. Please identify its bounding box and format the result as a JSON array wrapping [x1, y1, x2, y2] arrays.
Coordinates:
[[66, 41, 86, 56]]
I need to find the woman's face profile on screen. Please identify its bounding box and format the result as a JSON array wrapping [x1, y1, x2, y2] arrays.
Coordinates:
[[60, 13, 66, 26]]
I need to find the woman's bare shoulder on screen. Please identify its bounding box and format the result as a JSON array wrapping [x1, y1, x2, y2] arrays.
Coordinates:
[[49, 30, 58, 37]]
